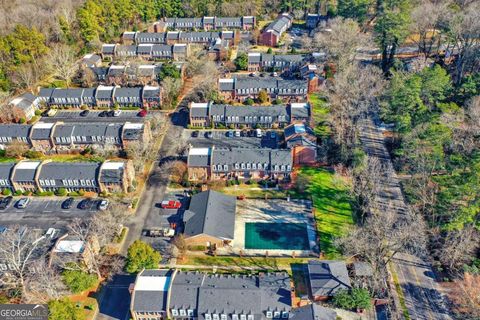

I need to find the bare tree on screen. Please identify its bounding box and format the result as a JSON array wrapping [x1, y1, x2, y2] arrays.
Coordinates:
[[5, 143, 29, 158], [25, 259, 65, 303], [162, 77, 182, 110], [0, 226, 44, 300], [313, 18, 370, 71], [46, 44, 78, 87], [447, 272, 480, 319], [432, 226, 478, 275], [335, 210, 427, 294]]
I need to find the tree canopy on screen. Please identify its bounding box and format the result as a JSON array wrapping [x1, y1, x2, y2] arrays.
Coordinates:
[[125, 240, 161, 273]]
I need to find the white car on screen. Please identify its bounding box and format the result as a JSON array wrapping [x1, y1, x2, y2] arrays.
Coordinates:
[[235, 130, 241, 137], [256, 128, 262, 138], [113, 110, 122, 117], [98, 199, 109, 210]]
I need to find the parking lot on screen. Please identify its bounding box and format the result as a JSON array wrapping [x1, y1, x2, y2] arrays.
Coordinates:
[[0, 198, 99, 230], [184, 129, 281, 149], [41, 110, 145, 123]]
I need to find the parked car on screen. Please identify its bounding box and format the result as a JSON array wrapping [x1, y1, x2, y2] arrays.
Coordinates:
[[80, 110, 90, 117], [256, 128, 262, 138], [138, 109, 148, 117], [16, 198, 30, 209], [98, 199, 109, 210], [62, 197, 75, 209], [191, 130, 199, 137], [206, 131, 213, 138], [226, 131, 234, 138], [270, 131, 276, 139], [272, 72, 278, 77], [235, 130, 241, 137], [113, 110, 122, 117], [107, 110, 115, 117], [78, 199, 93, 210], [160, 200, 182, 209], [99, 111, 108, 117], [0, 196, 13, 210]]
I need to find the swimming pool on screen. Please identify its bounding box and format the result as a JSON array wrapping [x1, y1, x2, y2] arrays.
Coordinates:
[[244, 222, 310, 250]]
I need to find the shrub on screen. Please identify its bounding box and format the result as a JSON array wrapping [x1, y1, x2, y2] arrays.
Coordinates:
[[273, 98, 283, 105], [333, 288, 372, 310], [24, 150, 42, 159], [48, 298, 85, 320], [69, 191, 79, 196], [127, 186, 135, 193], [235, 179, 240, 185], [56, 188, 67, 196], [187, 245, 207, 251], [78, 190, 85, 196], [14, 190, 22, 196], [267, 47, 273, 54], [34, 110, 42, 116], [22, 191, 31, 196], [19, 118, 26, 124], [244, 98, 254, 105], [2, 189, 11, 196], [234, 52, 248, 70], [62, 269, 97, 294]]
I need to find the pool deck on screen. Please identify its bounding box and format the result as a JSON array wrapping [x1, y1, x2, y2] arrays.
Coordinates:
[[218, 198, 318, 257]]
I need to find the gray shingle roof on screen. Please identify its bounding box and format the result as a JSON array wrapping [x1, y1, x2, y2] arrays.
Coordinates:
[[100, 165, 124, 184], [132, 269, 172, 313], [0, 163, 15, 185], [51, 88, 84, 99], [307, 260, 351, 297], [187, 148, 211, 167], [31, 127, 53, 140], [38, 162, 100, 183], [12, 162, 41, 182], [52, 124, 75, 140], [114, 87, 142, 98], [184, 190, 236, 240], [265, 14, 292, 35], [38, 88, 55, 101], [0, 125, 31, 139]]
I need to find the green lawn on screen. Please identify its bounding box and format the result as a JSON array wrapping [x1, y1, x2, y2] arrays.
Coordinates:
[[308, 93, 331, 138], [297, 167, 354, 258], [219, 184, 288, 199]]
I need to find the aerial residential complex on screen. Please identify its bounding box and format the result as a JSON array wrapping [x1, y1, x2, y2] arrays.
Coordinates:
[[101, 43, 189, 61], [0, 160, 134, 194]]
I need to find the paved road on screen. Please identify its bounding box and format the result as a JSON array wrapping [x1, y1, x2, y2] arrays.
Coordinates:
[[359, 118, 452, 320], [121, 107, 189, 258], [0, 198, 97, 230], [41, 110, 144, 123]]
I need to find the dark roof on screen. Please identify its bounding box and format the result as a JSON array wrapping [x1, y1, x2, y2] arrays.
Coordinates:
[[0, 125, 31, 138], [38, 88, 55, 100], [52, 124, 75, 139], [12, 162, 41, 182], [289, 103, 310, 118], [38, 162, 100, 182], [183, 190, 236, 240], [101, 44, 116, 55], [0, 163, 15, 183], [290, 304, 337, 320], [307, 260, 351, 297], [114, 87, 142, 98], [265, 14, 292, 35], [99, 162, 125, 183], [132, 269, 173, 312], [284, 123, 315, 139], [51, 88, 84, 99], [187, 148, 211, 167], [31, 125, 54, 140]]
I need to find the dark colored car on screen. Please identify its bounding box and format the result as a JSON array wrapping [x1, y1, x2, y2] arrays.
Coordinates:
[[80, 110, 90, 117], [78, 199, 93, 210], [98, 111, 107, 117], [0, 196, 13, 210], [205, 131, 213, 138], [191, 131, 199, 138], [107, 110, 115, 117], [138, 109, 148, 117], [62, 197, 75, 209]]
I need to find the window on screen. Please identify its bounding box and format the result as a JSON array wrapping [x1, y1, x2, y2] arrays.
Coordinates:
[[171, 309, 178, 317], [273, 312, 280, 318], [266, 311, 273, 318], [187, 310, 194, 317], [179, 310, 186, 316], [241, 163, 245, 169], [232, 315, 239, 320], [281, 312, 288, 318], [223, 165, 228, 171], [235, 163, 239, 169], [240, 315, 246, 320], [247, 316, 254, 320], [45, 180, 50, 186], [221, 315, 227, 320], [252, 163, 256, 169], [213, 314, 219, 320], [212, 165, 216, 171], [39, 180, 44, 186]]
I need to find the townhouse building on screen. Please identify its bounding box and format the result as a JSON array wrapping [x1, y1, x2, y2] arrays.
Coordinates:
[[5, 93, 41, 122], [260, 13, 293, 47], [0, 121, 150, 152], [187, 146, 292, 181], [218, 77, 309, 102], [247, 53, 307, 73], [150, 16, 256, 32], [120, 31, 239, 47], [36, 85, 162, 108], [284, 123, 317, 166], [130, 269, 292, 320], [91, 64, 184, 86], [189, 101, 310, 128], [0, 160, 134, 194], [101, 43, 188, 61]]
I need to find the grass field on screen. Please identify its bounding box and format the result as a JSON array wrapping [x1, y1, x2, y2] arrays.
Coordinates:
[[308, 93, 331, 138], [297, 167, 354, 258], [219, 184, 289, 199]]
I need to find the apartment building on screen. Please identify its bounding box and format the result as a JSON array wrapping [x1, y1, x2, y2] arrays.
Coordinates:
[[36, 85, 162, 108], [5, 93, 41, 122], [305, 13, 327, 29], [218, 77, 309, 102], [101, 43, 188, 61], [0, 121, 150, 152], [150, 16, 256, 32], [259, 13, 293, 47], [187, 146, 292, 181], [130, 269, 292, 320], [247, 53, 307, 73], [284, 123, 317, 166], [189, 101, 310, 128], [0, 160, 134, 194], [122, 31, 238, 46]]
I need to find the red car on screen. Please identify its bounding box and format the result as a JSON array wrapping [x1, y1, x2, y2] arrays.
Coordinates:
[[138, 109, 148, 117], [160, 200, 181, 209]]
